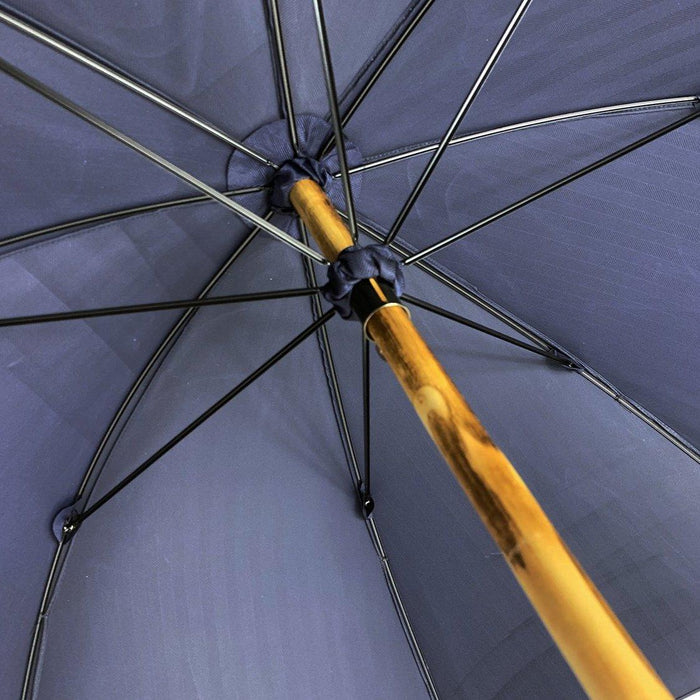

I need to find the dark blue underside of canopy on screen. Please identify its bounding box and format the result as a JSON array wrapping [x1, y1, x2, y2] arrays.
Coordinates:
[[0, 1, 698, 698]]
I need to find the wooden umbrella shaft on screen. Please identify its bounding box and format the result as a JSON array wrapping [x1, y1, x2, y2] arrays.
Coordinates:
[[290, 178, 671, 699]]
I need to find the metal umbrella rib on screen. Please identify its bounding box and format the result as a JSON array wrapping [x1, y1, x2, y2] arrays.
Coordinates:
[[383, 0, 532, 245], [402, 295, 578, 367], [273, 15, 431, 670], [0, 57, 326, 265], [318, 0, 436, 158], [361, 336, 372, 511], [0, 7, 276, 168], [268, 0, 300, 154], [267, 3, 430, 661], [19, 214, 268, 698], [268, 0, 362, 491], [339, 210, 550, 348], [0, 187, 268, 251], [351, 212, 700, 466], [291, 174, 673, 698], [3, 2, 699, 698], [301, 222, 363, 487], [404, 107, 700, 265], [75, 217, 270, 500], [340, 96, 699, 176], [0, 288, 319, 328], [312, 0, 358, 241], [70, 309, 336, 530]]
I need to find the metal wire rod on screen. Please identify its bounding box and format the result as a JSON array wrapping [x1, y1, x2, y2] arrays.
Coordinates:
[[340, 209, 559, 349], [383, 0, 532, 245], [20, 538, 65, 700], [0, 187, 268, 251], [22, 218, 268, 699], [405, 107, 700, 265], [365, 517, 440, 698], [299, 222, 363, 485], [341, 96, 699, 176], [319, 0, 436, 158], [403, 294, 578, 367], [0, 57, 326, 265], [68, 309, 336, 530], [77, 213, 270, 496], [0, 8, 276, 167], [268, 0, 299, 154], [311, 0, 358, 241], [0, 288, 319, 328]]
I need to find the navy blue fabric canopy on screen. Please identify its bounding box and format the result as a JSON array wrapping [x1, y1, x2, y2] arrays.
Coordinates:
[[0, 1, 698, 698]]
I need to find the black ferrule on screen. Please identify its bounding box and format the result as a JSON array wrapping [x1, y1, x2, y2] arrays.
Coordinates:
[[350, 279, 400, 325]]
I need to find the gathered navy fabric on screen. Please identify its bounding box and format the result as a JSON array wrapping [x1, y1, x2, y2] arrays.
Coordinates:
[[322, 244, 405, 319], [227, 114, 363, 219], [270, 155, 334, 212]]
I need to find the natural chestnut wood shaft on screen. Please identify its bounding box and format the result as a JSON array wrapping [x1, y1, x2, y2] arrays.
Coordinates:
[[289, 178, 671, 699]]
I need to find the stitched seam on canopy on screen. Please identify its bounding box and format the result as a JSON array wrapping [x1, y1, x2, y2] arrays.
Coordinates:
[[333, 0, 424, 107], [358, 101, 698, 167]]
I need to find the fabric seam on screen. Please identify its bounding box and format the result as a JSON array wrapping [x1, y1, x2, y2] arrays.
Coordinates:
[[360, 101, 698, 165]]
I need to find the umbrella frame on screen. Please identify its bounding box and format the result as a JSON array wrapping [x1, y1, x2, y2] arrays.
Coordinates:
[[1, 1, 698, 696]]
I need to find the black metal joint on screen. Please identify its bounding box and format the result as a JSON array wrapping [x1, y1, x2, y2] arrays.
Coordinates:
[[547, 348, 582, 370], [349, 278, 409, 342], [357, 481, 375, 518], [61, 514, 82, 542]]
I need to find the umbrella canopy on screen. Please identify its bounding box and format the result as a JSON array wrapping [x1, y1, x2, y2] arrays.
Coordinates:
[[1, 1, 699, 697]]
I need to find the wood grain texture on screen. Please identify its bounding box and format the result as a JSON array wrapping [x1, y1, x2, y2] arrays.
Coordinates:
[[289, 178, 354, 258], [290, 178, 671, 699]]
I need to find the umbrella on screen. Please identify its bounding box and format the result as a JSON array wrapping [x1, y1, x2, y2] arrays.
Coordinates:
[[1, 0, 698, 697]]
